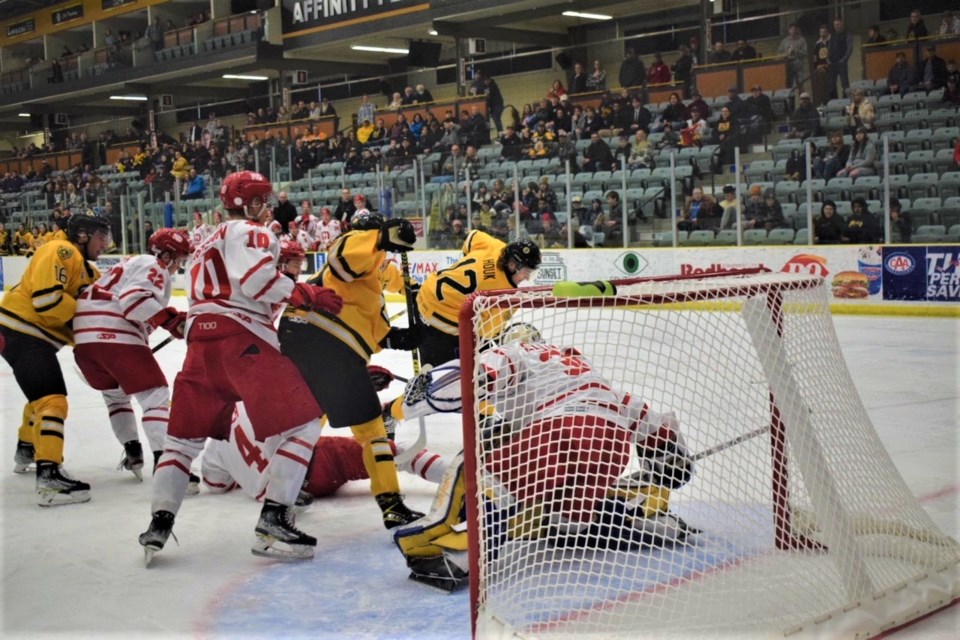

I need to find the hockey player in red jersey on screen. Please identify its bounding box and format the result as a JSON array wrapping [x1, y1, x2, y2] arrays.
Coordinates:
[[392, 331, 696, 590], [139, 171, 343, 565], [74, 228, 191, 480]]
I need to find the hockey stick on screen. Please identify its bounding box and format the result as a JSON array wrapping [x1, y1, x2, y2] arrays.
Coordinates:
[[151, 335, 175, 353], [394, 251, 428, 465], [690, 425, 771, 463]]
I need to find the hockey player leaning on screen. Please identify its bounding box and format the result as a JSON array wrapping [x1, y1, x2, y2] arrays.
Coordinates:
[[392, 329, 697, 591], [1, 209, 111, 506], [139, 170, 343, 565]]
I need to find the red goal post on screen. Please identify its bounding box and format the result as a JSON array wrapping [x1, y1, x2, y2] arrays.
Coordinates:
[[457, 268, 959, 639]]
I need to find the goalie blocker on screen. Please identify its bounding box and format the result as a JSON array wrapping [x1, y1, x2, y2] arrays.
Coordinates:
[[392, 339, 696, 591]]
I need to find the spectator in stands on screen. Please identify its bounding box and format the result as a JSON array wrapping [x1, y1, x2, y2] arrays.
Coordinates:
[[940, 11, 960, 35], [718, 185, 740, 230], [627, 129, 653, 169], [828, 18, 853, 100], [549, 79, 567, 100], [724, 85, 747, 122], [164, 19, 176, 33], [917, 45, 949, 92], [813, 131, 848, 180], [812, 25, 831, 106], [319, 97, 338, 129], [651, 93, 684, 133], [778, 24, 808, 91], [746, 85, 775, 133], [786, 92, 822, 140], [414, 84, 434, 103], [680, 107, 707, 147], [170, 150, 190, 181], [712, 106, 739, 166], [844, 198, 880, 244], [356, 95, 375, 126], [370, 118, 388, 144], [647, 53, 671, 85], [906, 9, 928, 40], [672, 45, 695, 97], [889, 197, 911, 243], [813, 200, 846, 244], [678, 186, 720, 231], [581, 132, 614, 172], [948, 60, 959, 86], [753, 189, 787, 232], [946, 76, 960, 106], [387, 92, 403, 109], [622, 96, 651, 134], [181, 169, 206, 200], [886, 52, 914, 96], [555, 130, 578, 168], [586, 60, 607, 92], [732, 39, 758, 62], [619, 48, 645, 90], [709, 42, 732, 64], [356, 119, 375, 146], [844, 89, 876, 134], [270, 191, 297, 234], [472, 70, 504, 132], [836, 127, 877, 178], [570, 62, 588, 94], [276, 106, 291, 122], [865, 25, 885, 45], [462, 105, 490, 147], [290, 101, 309, 120], [400, 86, 417, 106]]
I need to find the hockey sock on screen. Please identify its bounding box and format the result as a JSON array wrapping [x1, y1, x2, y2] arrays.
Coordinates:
[[102, 388, 138, 445], [398, 448, 450, 484], [134, 386, 172, 453], [152, 436, 205, 515], [17, 401, 35, 445], [263, 418, 321, 506], [351, 417, 400, 496], [32, 394, 68, 465]]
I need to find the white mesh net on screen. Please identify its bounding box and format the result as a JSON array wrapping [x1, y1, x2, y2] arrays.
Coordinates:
[[461, 270, 959, 639]]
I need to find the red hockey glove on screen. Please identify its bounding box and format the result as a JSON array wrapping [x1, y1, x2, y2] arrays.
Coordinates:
[[148, 307, 187, 339], [288, 283, 343, 315], [367, 365, 395, 392]]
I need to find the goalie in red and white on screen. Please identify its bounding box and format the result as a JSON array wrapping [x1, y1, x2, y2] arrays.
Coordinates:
[[392, 327, 697, 590]]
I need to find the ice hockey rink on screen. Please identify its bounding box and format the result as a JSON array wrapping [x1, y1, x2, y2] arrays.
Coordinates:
[[1, 298, 957, 640]]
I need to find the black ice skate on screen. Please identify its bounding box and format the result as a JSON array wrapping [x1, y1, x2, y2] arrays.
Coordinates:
[[252, 499, 316, 561], [118, 440, 145, 481], [139, 510, 176, 567], [293, 483, 314, 515], [376, 492, 425, 530], [36, 461, 91, 507], [14, 440, 35, 474], [406, 554, 469, 592]]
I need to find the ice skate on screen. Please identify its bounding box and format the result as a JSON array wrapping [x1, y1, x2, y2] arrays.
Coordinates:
[[252, 499, 316, 561], [377, 492, 425, 530], [36, 462, 91, 506], [406, 554, 468, 592], [117, 440, 144, 481], [293, 484, 314, 515], [139, 510, 176, 567], [14, 440, 35, 474]]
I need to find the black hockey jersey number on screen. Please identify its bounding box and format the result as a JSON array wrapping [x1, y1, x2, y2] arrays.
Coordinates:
[[435, 258, 478, 302]]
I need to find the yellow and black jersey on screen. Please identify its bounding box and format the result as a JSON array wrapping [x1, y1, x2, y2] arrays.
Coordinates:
[[284, 228, 391, 361], [379, 260, 404, 295], [0, 239, 100, 349], [417, 230, 513, 339], [50, 229, 68, 242], [15, 231, 34, 250]]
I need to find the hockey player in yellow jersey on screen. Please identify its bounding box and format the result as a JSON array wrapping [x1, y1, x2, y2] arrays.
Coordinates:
[[0, 210, 111, 506], [416, 230, 542, 367], [278, 210, 426, 529]]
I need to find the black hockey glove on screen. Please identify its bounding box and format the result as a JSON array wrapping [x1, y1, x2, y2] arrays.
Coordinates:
[[380, 325, 424, 351], [379, 218, 416, 253]]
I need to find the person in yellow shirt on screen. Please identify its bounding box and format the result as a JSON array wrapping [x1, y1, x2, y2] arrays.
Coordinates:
[[170, 150, 191, 181], [0, 210, 111, 506], [278, 210, 425, 530], [356, 119, 375, 145], [0, 223, 10, 255], [49, 220, 68, 242], [13, 223, 34, 256]]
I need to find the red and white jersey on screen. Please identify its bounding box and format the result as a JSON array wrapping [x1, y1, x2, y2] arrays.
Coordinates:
[[315, 219, 342, 251], [74, 255, 171, 347], [280, 229, 314, 252], [298, 213, 319, 238], [190, 222, 213, 251], [187, 218, 294, 348], [479, 342, 651, 438]]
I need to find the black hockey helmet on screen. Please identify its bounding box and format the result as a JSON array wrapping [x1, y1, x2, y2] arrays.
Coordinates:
[[67, 209, 111, 243], [501, 240, 542, 270], [350, 209, 385, 231]]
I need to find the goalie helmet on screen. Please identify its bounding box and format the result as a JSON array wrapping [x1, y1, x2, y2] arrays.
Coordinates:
[[498, 322, 542, 345], [350, 209, 385, 231], [149, 228, 191, 260], [501, 240, 542, 271], [67, 209, 111, 243], [219, 171, 273, 218]]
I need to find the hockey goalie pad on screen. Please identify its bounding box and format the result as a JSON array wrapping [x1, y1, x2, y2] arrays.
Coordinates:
[[393, 451, 467, 559], [401, 363, 463, 419], [550, 498, 697, 551]]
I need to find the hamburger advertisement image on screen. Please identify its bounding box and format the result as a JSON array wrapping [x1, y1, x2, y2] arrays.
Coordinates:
[[831, 271, 871, 299]]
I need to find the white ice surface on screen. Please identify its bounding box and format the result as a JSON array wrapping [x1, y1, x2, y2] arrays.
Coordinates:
[[1, 300, 957, 639]]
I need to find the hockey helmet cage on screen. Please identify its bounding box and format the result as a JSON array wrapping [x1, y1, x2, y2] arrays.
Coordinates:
[[498, 322, 543, 345], [350, 209, 385, 231], [67, 209, 111, 243], [149, 228, 191, 259], [278, 239, 306, 264], [502, 240, 542, 270], [219, 171, 274, 215]]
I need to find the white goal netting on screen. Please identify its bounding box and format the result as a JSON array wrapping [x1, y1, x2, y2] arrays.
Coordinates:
[[459, 270, 959, 639]]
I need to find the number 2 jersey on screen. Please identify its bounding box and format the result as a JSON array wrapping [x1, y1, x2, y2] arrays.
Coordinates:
[[188, 218, 294, 348], [417, 230, 514, 339], [73, 255, 173, 347], [0, 239, 100, 349]]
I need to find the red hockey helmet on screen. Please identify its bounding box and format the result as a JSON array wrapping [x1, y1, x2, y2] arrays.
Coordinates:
[[219, 171, 273, 217], [278, 239, 305, 265], [149, 228, 191, 257]]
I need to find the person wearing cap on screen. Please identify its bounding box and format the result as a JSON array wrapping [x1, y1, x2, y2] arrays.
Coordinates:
[[570, 194, 587, 226], [745, 85, 775, 133], [718, 185, 741, 230], [555, 129, 578, 167], [836, 127, 877, 179], [778, 23, 808, 90], [844, 198, 880, 244], [787, 92, 822, 140], [918, 45, 949, 92]]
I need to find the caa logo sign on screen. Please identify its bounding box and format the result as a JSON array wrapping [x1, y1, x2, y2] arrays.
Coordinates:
[[884, 252, 915, 276]]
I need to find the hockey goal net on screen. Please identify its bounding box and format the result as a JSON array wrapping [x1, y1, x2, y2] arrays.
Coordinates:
[[458, 269, 959, 639]]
